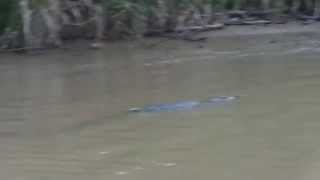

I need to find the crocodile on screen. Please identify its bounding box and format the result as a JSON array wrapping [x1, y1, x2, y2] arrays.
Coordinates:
[[128, 96, 239, 113]]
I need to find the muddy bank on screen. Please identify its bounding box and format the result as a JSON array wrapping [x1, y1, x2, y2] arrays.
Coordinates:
[[47, 23, 320, 50], [1, 22, 320, 57], [204, 22, 320, 37]]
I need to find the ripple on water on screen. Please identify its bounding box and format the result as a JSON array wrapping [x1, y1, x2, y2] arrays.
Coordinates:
[[115, 171, 129, 175], [99, 151, 111, 155], [152, 161, 177, 167]]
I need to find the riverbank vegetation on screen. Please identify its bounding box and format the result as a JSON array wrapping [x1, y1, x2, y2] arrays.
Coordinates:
[[1, 0, 320, 51]]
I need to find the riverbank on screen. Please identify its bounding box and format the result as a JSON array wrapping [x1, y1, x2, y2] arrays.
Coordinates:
[[1, 22, 320, 57], [205, 22, 320, 37]]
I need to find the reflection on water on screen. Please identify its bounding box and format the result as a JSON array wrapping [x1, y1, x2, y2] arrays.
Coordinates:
[[1, 34, 320, 180]]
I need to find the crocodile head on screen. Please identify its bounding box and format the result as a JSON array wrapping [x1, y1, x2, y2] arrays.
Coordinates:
[[128, 107, 143, 112]]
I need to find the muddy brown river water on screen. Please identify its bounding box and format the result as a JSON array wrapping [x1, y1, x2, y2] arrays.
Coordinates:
[[1, 29, 320, 180]]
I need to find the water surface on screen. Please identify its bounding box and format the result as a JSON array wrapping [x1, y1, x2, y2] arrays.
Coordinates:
[[1, 34, 320, 180]]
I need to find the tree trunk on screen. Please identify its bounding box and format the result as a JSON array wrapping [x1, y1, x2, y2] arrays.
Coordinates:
[[261, 0, 270, 10], [19, 0, 33, 47], [164, 1, 180, 32], [81, 0, 105, 40], [40, 8, 61, 47], [313, 0, 320, 16], [41, 0, 62, 47], [94, 5, 105, 40], [292, 0, 300, 14], [157, 0, 169, 28]]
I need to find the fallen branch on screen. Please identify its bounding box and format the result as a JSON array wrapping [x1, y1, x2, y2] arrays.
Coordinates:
[[143, 23, 224, 43], [175, 23, 225, 33], [242, 20, 272, 25], [160, 31, 207, 42], [295, 14, 320, 21], [0, 46, 47, 53], [225, 19, 272, 25], [161, 23, 224, 42]]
